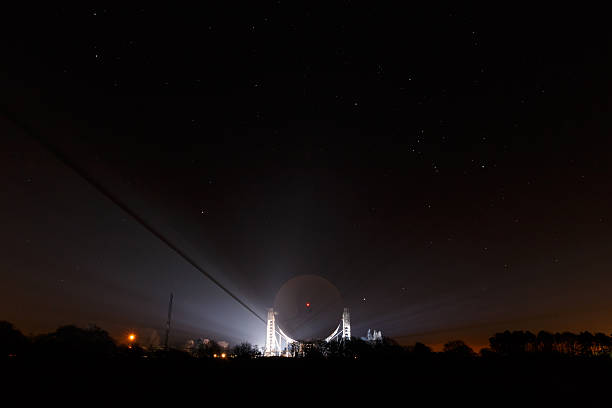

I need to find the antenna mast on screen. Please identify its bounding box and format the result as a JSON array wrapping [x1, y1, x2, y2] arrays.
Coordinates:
[[164, 292, 174, 350]]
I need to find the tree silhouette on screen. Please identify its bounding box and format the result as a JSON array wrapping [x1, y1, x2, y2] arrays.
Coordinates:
[[0, 321, 29, 358], [33, 324, 117, 359], [231, 342, 260, 359], [524, 331, 537, 352], [443, 340, 475, 358], [412, 342, 432, 356], [489, 330, 537, 355], [325, 338, 345, 358], [593, 332, 611, 355], [289, 341, 301, 357], [578, 331, 595, 356], [301, 340, 326, 359], [536, 330, 554, 353], [560, 332, 578, 355], [193, 339, 224, 358], [487, 330, 612, 357], [489, 330, 512, 355], [345, 338, 375, 360]]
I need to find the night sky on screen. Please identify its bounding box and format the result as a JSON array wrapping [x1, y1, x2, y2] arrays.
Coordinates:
[[2, 4, 612, 350]]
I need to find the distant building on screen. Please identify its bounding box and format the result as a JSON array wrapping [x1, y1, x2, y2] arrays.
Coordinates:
[[184, 338, 206, 353], [361, 329, 383, 342]]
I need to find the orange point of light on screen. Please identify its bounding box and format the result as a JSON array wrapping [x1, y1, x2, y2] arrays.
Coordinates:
[[128, 334, 136, 341]]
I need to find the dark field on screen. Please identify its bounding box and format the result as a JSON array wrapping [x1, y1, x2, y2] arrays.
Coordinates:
[[6, 353, 612, 406]]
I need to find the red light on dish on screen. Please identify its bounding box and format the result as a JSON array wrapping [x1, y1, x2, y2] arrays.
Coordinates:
[[306, 302, 310, 308]]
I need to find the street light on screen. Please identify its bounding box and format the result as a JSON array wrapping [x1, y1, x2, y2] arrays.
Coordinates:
[[128, 333, 136, 348]]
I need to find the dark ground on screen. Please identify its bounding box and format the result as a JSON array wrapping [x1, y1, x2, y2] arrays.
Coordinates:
[[5, 355, 611, 406]]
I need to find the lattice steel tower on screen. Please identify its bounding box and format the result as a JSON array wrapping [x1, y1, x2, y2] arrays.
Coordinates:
[[342, 307, 351, 340]]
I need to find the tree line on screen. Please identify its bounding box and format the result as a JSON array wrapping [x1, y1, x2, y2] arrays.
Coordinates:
[[0, 320, 260, 360], [487, 330, 612, 357], [2, 320, 612, 361]]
